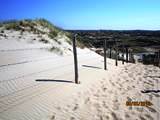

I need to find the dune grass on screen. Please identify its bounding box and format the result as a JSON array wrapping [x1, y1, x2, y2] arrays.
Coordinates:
[[0, 19, 61, 39], [0, 19, 88, 50]]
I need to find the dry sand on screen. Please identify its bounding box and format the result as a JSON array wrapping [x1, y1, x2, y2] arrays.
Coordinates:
[[0, 30, 160, 120]]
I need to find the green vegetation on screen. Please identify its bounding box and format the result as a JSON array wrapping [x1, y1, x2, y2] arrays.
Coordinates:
[[68, 30, 160, 52], [39, 38, 49, 44], [76, 35, 92, 49], [131, 47, 147, 53], [5, 20, 21, 31], [60, 32, 91, 48], [0, 18, 76, 47], [36, 19, 61, 32], [0, 23, 2, 27], [48, 30, 58, 39], [0, 19, 62, 39], [49, 46, 63, 55], [0, 30, 4, 33], [0, 19, 100, 50], [0, 19, 82, 54]]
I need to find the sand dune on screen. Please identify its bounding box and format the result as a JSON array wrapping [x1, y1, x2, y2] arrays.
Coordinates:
[[0, 30, 160, 120], [1, 52, 160, 120]]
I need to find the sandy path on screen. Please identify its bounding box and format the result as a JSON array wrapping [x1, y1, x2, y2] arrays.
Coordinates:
[[54, 63, 160, 120], [1, 52, 160, 120], [0, 39, 104, 120], [0, 39, 160, 120]]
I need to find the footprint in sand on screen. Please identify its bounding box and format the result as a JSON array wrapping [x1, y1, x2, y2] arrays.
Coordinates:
[[132, 85, 136, 88], [147, 80, 153, 84], [112, 103, 119, 110], [125, 79, 129, 83], [127, 97, 132, 101], [136, 73, 142, 76], [139, 115, 146, 120], [118, 82, 123, 87], [111, 82, 115, 87], [121, 76, 127, 80], [117, 82, 126, 91], [108, 90, 113, 94], [128, 73, 133, 78], [97, 115, 110, 120], [111, 98, 119, 110], [84, 97, 90, 104], [125, 67, 128, 71], [144, 81, 154, 87], [101, 81, 107, 92], [102, 101, 108, 109], [104, 115, 110, 119], [127, 86, 132, 91], [152, 93, 160, 98], [93, 102, 101, 111], [146, 106, 157, 113], [70, 116, 75, 120], [118, 87, 122, 91], [50, 115, 55, 120], [56, 106, 61, 110], [148, 94, 153, 100], [102, 86, 107, 92], [144, 114, 154, 120], [111, 112, 119, 120], [125, 113, 130, 119], [72, 103, 79, 111]]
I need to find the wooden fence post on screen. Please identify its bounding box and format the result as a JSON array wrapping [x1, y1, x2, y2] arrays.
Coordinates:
[[104, 40, 107, 70], [109, 46, 112, 58], [122, 47, 124, 64], [126, 47, 128, 63], [158, 50, 160, 67], [115, 41, 118, 66], [128, 49, 130, 62], [154, 52, 157, 66], [130, 49, 135, 63], [73, 34, 79, 84]]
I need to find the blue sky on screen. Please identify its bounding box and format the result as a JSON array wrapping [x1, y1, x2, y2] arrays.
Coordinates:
[[0, 0, 160, 30]]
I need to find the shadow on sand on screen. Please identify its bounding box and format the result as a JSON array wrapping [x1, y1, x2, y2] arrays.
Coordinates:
[[141, 90, 160, 93], [146, 76, 160, 78], [82, 65, 102, 69], [35, 79, 73, 83]]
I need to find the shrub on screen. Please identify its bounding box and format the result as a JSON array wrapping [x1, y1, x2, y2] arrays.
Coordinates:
[[49, 46, 63, 55], [55, 39, 61, 45], [36, 19, 61, 31], [5, 22, 21, 31], [39, 38, 49, 44], [0, 23, 3, 27], [1, 30, 4, 33], [75, 35, 90, 49], [48, 30, 58, 39]]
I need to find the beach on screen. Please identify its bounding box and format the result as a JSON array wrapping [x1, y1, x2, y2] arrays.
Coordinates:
[[0, 40, 160, 120], [0, 29, 160, 120]]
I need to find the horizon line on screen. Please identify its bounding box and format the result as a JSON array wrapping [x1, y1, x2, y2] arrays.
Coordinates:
[[65, 29, 160, 31]]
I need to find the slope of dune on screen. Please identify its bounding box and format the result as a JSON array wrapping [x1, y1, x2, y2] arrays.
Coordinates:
[[0, 20, 160, 120]]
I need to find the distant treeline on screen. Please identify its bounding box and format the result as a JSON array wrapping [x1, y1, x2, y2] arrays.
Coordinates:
[[67, 30, 160, 53]]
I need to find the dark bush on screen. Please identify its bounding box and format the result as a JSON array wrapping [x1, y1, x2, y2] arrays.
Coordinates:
[[39, 39, 49, 44]]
